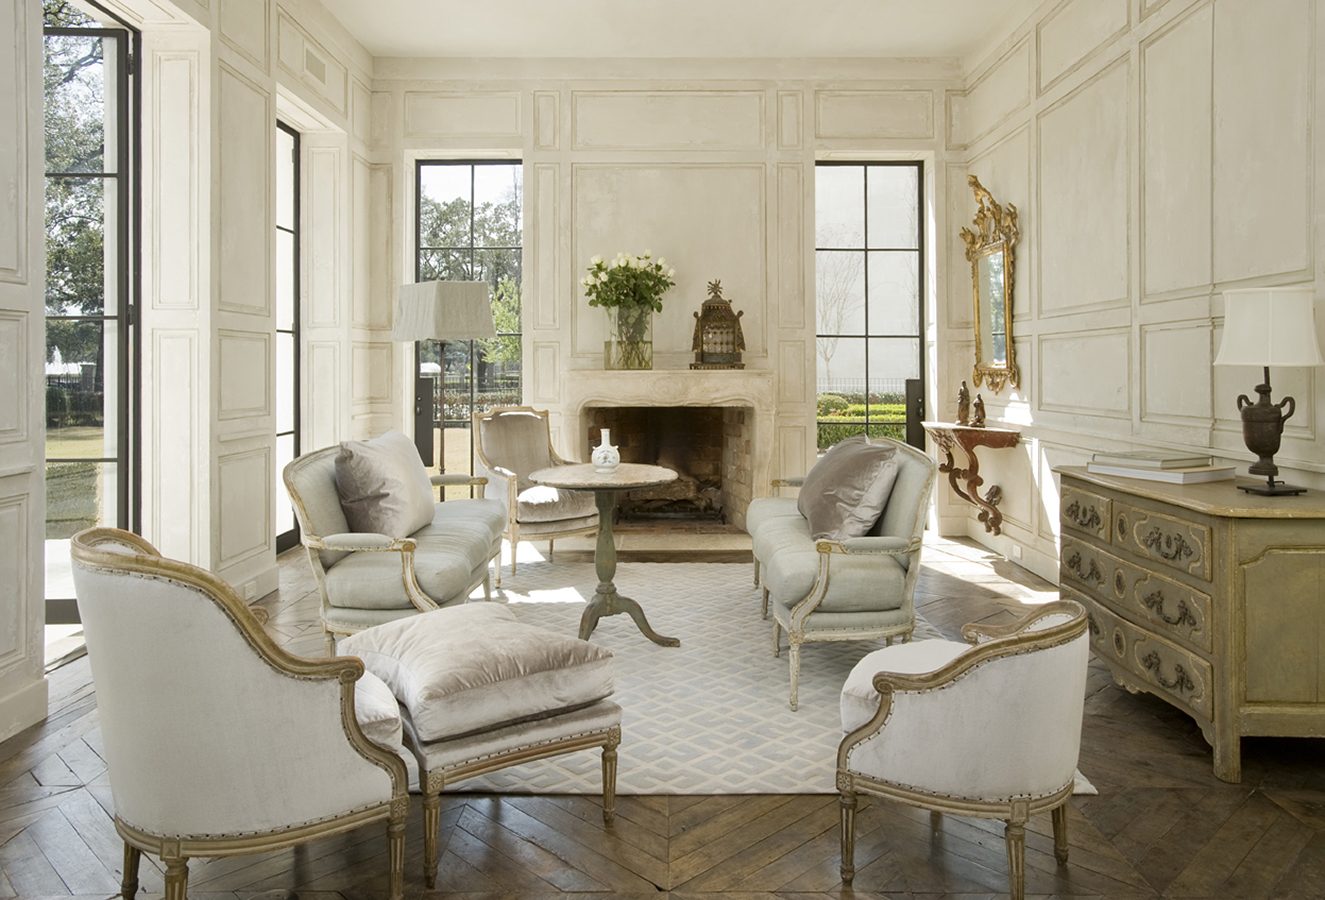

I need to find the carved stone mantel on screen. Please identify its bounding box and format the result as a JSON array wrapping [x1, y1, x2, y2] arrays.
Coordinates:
[[921, 421, 1021, 536]]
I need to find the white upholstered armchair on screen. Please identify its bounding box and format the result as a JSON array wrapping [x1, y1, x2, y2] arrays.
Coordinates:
[[70, 528, 409, 900], [473, 406, 599, 577], [836, 599, 1090, 900]]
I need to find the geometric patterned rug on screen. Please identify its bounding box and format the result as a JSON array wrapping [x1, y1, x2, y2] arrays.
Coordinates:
[[457, 560, 1095, 796]]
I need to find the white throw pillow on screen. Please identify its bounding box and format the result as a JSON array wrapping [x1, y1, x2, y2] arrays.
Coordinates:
[[340, 604, 615, 744], [354, 669, 404, 752], [334, 430, 435, 538]]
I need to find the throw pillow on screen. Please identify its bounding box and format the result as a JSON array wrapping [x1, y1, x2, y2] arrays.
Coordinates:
[[797, 436, 901, 540], [334, 430, 435, 538], [339, 603, 615, 743], [353, 669, 404, 752]]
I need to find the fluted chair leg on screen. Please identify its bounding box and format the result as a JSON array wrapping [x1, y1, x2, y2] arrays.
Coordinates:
[[753, 557, 760, 586], [423, 793, 441, 889], [1052, 803, 1070, 863], [388, 805, 406, 900], [839, 786, 857, 885], [1005, 818, 1027, 900], [162, 855, 188, 900], [788, 640, 802, 711], [548, 538, 555, 562], [761, 587, 769, 619], [772, 620, 781, 657], [601, 741, 618, 825], [509, 523, 519, 576], [120, 843, 140, 899]]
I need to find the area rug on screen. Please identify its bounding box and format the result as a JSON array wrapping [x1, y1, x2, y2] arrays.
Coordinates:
[[459, 560, 1096, 796]]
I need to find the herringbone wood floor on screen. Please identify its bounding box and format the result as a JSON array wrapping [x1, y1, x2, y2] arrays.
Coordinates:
[[4, 536, 1324, 898]]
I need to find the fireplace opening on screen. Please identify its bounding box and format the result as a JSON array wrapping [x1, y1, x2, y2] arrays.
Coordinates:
[[587, 406, 753, 523]]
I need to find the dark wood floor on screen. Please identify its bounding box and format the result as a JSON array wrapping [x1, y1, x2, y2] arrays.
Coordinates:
[[3, 536, 1324, 898]]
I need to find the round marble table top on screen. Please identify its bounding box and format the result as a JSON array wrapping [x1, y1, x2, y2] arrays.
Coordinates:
[[529, 462, 678, 491]]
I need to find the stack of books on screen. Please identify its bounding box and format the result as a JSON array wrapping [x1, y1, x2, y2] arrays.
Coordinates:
[[1087, 450, 1235, 484]]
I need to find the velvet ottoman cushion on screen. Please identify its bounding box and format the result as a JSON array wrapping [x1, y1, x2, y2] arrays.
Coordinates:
[[353, 669, 404, 752], [339, 603, 615, 743]]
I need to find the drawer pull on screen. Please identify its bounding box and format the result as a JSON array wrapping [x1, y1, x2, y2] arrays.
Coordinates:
[[1065, 550, 1104, 586], [1064, 500, 1101, 531], [1141, 651, 1196, 695], [1141, 590, 1198, 629], [1087, 614, 1100, 637], [1141, 527, 1195, 563]]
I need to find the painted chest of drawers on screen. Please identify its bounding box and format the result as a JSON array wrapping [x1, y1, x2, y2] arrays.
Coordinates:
[[1056, 467, 1325, 782]]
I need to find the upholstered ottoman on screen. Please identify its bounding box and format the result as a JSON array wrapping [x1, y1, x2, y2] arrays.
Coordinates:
[[340, 603, 622, 888]]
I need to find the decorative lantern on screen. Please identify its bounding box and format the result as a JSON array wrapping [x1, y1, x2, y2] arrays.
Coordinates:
[[690, 280, 746, 369]]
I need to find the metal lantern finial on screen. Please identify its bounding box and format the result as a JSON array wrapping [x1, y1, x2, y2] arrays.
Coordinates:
[[690, 280, 746, 369]]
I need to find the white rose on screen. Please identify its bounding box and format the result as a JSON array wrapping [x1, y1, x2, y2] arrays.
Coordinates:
[[657, 257, 666, 267], [643, 248, 652, 257], [590, 255, 603, 265], [598, 272, 609, 282], [617, 258, 628, 268], [667, 267, 675, 278]]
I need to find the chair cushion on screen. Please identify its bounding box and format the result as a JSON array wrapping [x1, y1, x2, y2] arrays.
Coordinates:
[[840, 639, 971, 733], [516, 485, 597, 524], [354, 670, 404, 752], [744, 496, 801, 537], [797, 436, 900, 540], [335, 431, 435, 538], [339, 603, 615, 743], [755, 516, 906, 612]]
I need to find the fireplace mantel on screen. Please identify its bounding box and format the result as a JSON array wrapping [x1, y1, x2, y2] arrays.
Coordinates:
[[561, 369, 777, 513]]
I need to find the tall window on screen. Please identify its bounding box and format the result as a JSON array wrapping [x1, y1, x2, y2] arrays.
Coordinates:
[[42, 0, 138, 640], [275, 123, 300, 551], [414, 160, 522, 497], [815, 162, 923, 449]]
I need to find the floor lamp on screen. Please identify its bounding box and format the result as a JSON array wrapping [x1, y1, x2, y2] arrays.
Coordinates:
[[391, 281, 496, 473]]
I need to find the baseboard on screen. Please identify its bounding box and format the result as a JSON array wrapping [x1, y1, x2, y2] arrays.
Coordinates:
[[0, 676, 49, 743]]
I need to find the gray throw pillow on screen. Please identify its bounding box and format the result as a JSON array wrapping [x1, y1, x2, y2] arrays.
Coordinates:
[[797, 436, 901, 540], [334, 430, 435, 538]]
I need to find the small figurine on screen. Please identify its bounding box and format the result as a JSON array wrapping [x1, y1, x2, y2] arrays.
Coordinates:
[[956, 380, 971, 425], [972, 394, 987, 428]]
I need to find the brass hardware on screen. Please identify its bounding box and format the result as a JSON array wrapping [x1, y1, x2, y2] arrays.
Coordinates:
[[1141, 527, 1195, 563], [1064, 500, 1101, 531], [1141, 590, 1198, 629], [1141, 651, 1196, 695]]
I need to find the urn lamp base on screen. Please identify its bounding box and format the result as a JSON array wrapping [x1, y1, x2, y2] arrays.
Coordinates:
[[1234, 367, 1306, 496]]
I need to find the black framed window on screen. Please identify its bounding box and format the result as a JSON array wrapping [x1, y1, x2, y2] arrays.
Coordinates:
[[414, 160, 522, 498], [814, 162, 924, 449], [275, 122, 300, 552], [42, 0, 140, 633]]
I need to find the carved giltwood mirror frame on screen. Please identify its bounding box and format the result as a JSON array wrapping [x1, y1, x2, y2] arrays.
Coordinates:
[[959, 175, 1020, 392]]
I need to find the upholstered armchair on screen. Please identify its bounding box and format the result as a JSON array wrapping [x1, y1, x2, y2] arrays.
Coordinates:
[[837, 600, 1090, 900], [473, 406, 599, 577], [70, 528, 409, 900], [284, 433, 506, 654], [750, 436, 937, 709]]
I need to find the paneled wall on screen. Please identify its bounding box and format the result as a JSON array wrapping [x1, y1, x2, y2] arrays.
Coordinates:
[[374, 60, 961, 471], [943, 0, 1325, 581], [0, 0, 48, 740]]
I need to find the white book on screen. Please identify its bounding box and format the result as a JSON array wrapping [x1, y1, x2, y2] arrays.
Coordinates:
[[1086, 463, 1236, 484], [1090, 450, 1214, 469]]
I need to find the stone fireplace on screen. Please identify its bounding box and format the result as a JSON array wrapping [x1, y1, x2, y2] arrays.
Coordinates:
[[562, 370, 775, 531]]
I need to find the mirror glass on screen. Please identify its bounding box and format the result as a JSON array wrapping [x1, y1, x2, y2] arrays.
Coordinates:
[[960, 176, 1019, 392], [976, 248, 1007, 366]]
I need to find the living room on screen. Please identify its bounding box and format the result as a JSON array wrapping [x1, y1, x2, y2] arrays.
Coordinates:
[[3, 0, 1325, 896]]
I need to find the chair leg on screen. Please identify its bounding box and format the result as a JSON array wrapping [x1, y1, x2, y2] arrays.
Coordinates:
[[548, 538, 555, 562], [772, 619, 781, 657], [788, 640, 802, 712], [930, 810, 942, 833], [601, 738, 619, 825], [839, 783, 857, 885], [761, 586, 770, 619], [120, 842, 140, 899], [494, 547, 503, 588], [1052, 802, 1070, 864], [423, 793, 441, 889], [509, 523, 519, 576], [162, 855, 188, 900], [1005, 818, 1027, 900], [482, 571, 492, 601], [753, 557, 760, 586], [388, 803, 406, 900]]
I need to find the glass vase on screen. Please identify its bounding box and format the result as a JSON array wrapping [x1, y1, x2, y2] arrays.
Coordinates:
[[604, 305, 653, 370]]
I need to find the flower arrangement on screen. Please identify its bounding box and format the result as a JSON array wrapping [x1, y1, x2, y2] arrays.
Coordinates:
[[581, 251, 676, 312]]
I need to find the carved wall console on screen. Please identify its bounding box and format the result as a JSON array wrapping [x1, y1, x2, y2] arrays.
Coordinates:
[[921, 421, 1020, 535], [1056, 467, 1325, 783]]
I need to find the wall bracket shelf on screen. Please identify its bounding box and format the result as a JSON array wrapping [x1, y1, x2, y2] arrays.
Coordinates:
[[922, 421, 1021, 536]]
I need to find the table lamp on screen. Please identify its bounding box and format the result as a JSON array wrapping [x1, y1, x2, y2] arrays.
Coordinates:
[[1213, 286, 1324, 496], [391, 281, 495, 470]]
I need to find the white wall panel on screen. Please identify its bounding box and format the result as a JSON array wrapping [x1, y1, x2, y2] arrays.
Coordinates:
[[948, 41, 1030, 147], [534, 91, 559, 151], [0, 0, 28, 284], [306, 145, 341, 327], [0, 493, 28, 665], [572, 91, 765, 151], [151, 52, 201, 310], [1212, 0, 1311, 282], [217, 0, 268, 71], [530, 342, 560, 404], [815, 90, 933, 140], [351, 342, 392, 404], [1037, 0, 1129, 93], [0, 313, 26, 446], [276, 10, 348, 114], [217, 63, 271, 316], [151, 330, 199, 563], [308, 341, 341, 449], [777, 341, 807, 404], [1141, 3, 1213, 297], [350, 78, 371, 144], [776, 163, 805, 330], [1037, 58, 1129, 315], [532, 163, 559, 329], [1038, 329, 1130, 417], [404, 92, 521, 139], [778, 91, 803, 149], [217, 330, 271, 420], [967, 126, 1032, 319], [1141, 321, 1213, 423], [216, 446, 270, 567]]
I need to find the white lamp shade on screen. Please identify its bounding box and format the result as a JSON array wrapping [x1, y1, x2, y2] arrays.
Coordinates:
[[1214, 286, 1324, 368], [390, 281, 496, 342]]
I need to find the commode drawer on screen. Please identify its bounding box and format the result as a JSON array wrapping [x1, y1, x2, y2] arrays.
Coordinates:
[[1061, 483, 1111, 543], [1113, 501, 1211, 582]]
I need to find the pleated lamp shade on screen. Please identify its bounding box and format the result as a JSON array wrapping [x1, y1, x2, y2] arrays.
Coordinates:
[[1215, 287, 1324, 368], [390, 281, 496, 342]]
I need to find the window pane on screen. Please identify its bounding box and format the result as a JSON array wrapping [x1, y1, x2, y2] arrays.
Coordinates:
[[45, 175, 108, 316], [817, 335, 865, 398], [866, 251, 920, 335], [46, 461, 117, 538], [276, 127, 295, 231], [419, 248, 474, 282], [46, 317, 117, 458], [815, 166, 864, 248], [419, 165, 472, 248], [276, 433, 296, 538], [867, 337, 920, 396], [475, 340, 521, 414], [474, 164, 522, 248], [276, 332, 295, 434], [276, 229, 295, 330], [476, 248, 521, 336], [44, 34, 108, 173], [866, 166, 919, 249], [815, 251, 864, 335]]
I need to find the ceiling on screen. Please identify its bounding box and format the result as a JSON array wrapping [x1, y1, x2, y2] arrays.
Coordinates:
[[320, 0, 1039, 61]]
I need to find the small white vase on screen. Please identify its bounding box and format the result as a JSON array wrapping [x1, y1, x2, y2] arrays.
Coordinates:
[[591, 428, 621, 473]]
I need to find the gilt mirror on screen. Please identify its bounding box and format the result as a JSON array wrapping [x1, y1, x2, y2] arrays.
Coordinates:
[[960, 175, 1020, 392]]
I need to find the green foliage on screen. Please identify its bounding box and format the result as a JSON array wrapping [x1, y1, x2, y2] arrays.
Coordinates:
[[816, 393, 849, 415], [817, 420, 906, 449], [843, 403, 906, 419], [479, 277, 522, 364], [581, 252, 675, 313]]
